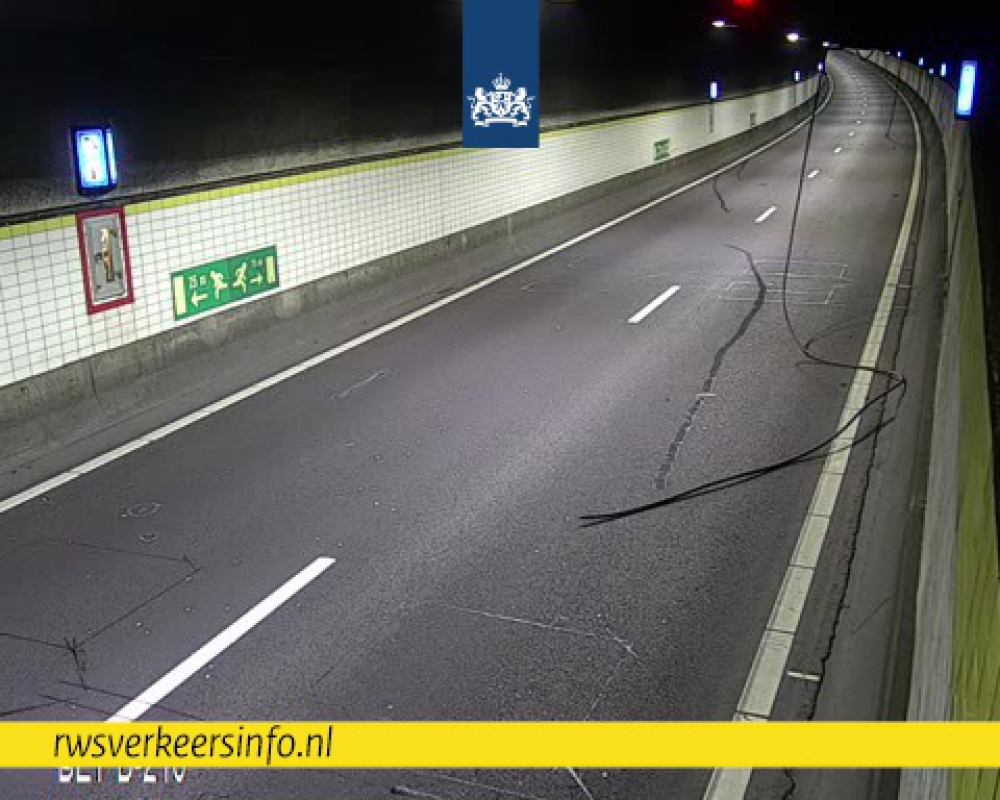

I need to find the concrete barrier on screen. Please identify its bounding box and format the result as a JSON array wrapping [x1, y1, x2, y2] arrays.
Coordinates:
[[866, 51, 999, 800]]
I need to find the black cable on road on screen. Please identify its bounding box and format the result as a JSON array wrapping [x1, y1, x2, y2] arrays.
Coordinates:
[[582, 62, 911, 528]]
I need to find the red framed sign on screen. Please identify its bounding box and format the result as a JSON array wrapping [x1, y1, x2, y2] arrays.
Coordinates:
[[75, 207, 135, 314]]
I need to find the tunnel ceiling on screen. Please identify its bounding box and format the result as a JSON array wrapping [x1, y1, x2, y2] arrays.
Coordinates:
[[711, 0, 996, 52], [2, 0, 995, 59]]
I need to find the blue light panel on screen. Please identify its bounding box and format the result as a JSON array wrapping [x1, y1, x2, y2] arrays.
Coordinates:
[[956, 60, 978, 118], [709, 81, 719, 100], [73, 127, 118, 195], [106, 129, 118, 184]]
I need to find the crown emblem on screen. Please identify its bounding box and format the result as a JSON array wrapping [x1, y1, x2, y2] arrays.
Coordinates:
[[468, 73, 534, 128]]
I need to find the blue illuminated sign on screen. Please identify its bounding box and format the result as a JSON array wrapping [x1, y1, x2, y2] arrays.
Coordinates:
[[956, 60, 978, 118], [106, 129, 118, 185], [709, 81, 719, 100], [941, 63, 948, 78], [72, 126, 118, 196]]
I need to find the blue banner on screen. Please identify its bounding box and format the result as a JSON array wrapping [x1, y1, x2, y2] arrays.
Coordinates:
[[463, 0, 540, 149]]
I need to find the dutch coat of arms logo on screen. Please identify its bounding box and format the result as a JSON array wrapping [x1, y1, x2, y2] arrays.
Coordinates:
[[468, 73, 534, 127]]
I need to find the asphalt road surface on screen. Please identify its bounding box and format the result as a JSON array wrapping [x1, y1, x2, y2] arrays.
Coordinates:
[[0, 52, 923, 800]]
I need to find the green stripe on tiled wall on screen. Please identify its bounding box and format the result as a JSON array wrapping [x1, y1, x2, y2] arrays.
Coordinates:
[[0, 79, 813, 243], [0, 215, 76, 241], [0, 148, 469, 241]]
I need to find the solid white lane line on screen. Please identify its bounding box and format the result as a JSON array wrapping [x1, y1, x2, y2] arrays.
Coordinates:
[[754, 206, 778, 224], [0, 473, 80, 514], [627, 285, 680, 324], [702, 68, 923, 800], [0, 83, 835, 519], [807, 169, 821, 180], [107, 557, 336, 722], [787, 670, 822, 683]]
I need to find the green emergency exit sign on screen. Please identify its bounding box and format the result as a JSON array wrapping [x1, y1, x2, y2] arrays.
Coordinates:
[[172, 246, 279, 320], [653, 138, 672, 162]]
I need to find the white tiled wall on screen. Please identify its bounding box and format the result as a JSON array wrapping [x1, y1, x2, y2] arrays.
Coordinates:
[[0, 78, 816, 389]]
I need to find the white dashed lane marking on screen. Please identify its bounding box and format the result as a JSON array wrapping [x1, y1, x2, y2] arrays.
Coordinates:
[[754, 205, 778, 224], [627, 285, 681, 324]]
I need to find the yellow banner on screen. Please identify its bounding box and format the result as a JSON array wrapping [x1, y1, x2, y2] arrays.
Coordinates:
[[5, 722, 1000, 768]]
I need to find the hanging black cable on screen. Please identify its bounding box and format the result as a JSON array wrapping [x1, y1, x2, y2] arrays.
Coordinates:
[[581, 63, 911, 528]]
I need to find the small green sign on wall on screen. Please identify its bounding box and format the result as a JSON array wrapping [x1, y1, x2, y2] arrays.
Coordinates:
[[172, 246, 279, 321], [653, 138, 672, 162]]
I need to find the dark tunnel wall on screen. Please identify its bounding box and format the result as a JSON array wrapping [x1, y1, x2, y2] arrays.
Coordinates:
[[0, 1, 822, 217]]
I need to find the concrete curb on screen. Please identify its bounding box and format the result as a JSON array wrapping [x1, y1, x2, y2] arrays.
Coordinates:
[[866, 50, 999, 800]]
